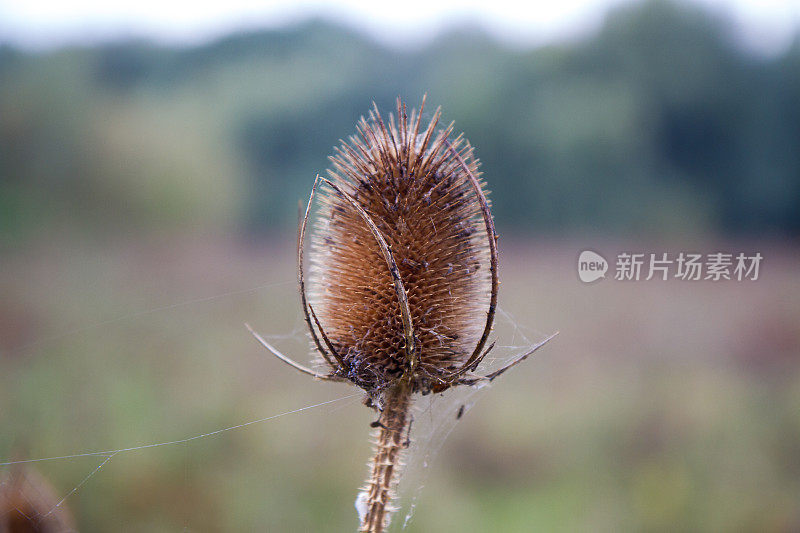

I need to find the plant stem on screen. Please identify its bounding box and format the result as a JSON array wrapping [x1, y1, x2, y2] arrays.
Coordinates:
[[359, 381, 413, 532]]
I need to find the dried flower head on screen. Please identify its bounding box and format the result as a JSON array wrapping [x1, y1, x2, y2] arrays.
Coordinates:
[[307, 97, 495, 394], [247, 96, 553, 533]]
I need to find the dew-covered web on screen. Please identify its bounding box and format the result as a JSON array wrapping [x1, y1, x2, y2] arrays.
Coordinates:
[[1, 269, 553, 531]]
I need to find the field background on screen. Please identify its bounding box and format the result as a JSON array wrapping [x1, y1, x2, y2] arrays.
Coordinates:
[[2, 0, 800, 531], [3, 238, 799, 531]]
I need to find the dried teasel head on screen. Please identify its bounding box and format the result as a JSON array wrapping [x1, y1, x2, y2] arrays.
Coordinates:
[[304, 96, 498, 395], [246, 97, 554, 532]]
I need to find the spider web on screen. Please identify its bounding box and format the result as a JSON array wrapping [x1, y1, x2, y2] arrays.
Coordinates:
[[1, 276, 359, 530], [0, 271, 551, 531], [391, 305, 550, 531]]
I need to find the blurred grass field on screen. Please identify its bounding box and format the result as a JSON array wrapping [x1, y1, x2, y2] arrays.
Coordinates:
[[2, 236, 799, 531], [3, 1, 800, 530]]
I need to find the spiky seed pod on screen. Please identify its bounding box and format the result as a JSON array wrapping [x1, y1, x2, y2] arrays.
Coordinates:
[[245, 98, 551, 533], [295, 97, 498, 533], [308, 98, 493, 395]]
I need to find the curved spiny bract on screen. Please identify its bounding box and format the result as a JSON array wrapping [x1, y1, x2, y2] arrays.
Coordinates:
[[307, 98, 493, 395]]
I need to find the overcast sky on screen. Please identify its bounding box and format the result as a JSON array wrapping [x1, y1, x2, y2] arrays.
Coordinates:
[[1, 0, 798, 54]]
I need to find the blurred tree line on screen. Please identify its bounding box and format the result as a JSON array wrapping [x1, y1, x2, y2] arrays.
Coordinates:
[[1, 0, 799, 246]]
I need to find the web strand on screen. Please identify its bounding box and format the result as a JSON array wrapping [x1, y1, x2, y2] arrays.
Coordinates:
[[1, 393, 358, 467], [41, 452, 117, 519], [3, 393, 360, 529]]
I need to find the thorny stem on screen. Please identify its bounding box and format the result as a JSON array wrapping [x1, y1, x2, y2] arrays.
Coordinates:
[[359, 381, 413, 533]]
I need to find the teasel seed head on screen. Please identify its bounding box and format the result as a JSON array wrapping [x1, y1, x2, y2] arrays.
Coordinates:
[[306, 96, 495, 395], [245, 97, 553, 533]]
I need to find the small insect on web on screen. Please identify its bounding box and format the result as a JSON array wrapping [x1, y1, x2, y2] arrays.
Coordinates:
[[247, 96, 556, 533]]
